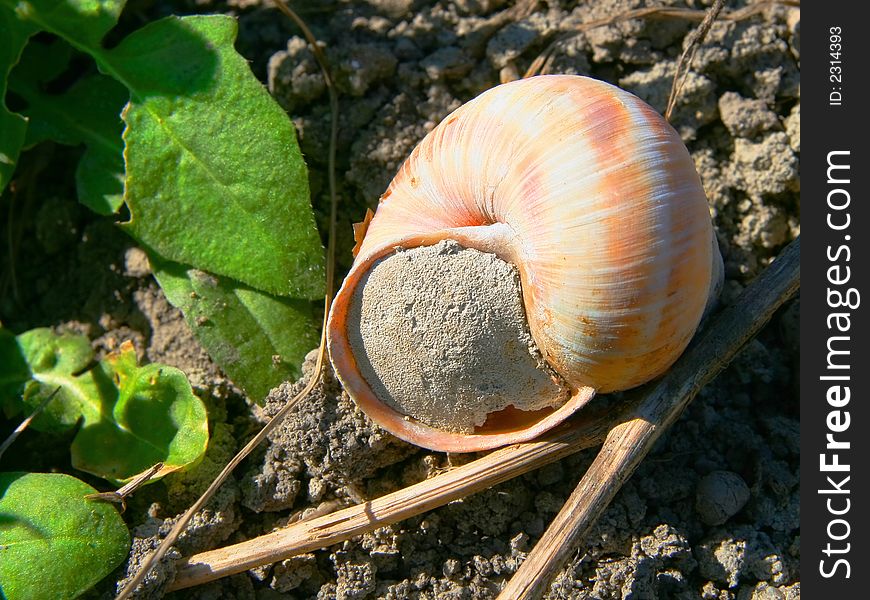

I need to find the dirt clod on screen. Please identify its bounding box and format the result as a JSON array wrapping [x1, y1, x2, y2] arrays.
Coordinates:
[[347, 240, 568, 433], [696, 470, 752, 526]]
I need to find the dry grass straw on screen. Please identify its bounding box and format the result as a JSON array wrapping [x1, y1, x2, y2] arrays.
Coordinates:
[[118, 2, 801, 597], [114, 1, 341, 596], [166, 237, 799, 592], [525, 0, 800, 78], [497, 238, 799, 598]]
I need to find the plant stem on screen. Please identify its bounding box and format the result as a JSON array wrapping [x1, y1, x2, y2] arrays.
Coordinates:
[[168, 408, 613, 590], [497, 237, 800, 599], [114, 4, 342, 596], [165, 237, 799, 592]]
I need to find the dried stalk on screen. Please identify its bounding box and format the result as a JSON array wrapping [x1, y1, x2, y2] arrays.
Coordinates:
[[124, 2, 801, 595], [168, 408, 613, 590], [0, 387, 59, 461], [85, 463, 165, 513], [166, 237, 799, 592], [114, 3, 340, 596], [497, 237, 800, 599], [525, 0, 800, 78], [665, 0, 726, 121]]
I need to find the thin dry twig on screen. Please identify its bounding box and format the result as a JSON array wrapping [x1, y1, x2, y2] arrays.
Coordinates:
[[85, 462, 165, 513], [116, 317, 328, 599], [0, 386, 59, 462], [665, 0, 726, 121], [114, 3, 340, 597], [165, 237, 799, 591], [524, 0, 800, 78], [481, 0, 540, 32], [124, 3, 801, 594], [168, 408, 614, 590], [497, 237, 800, 600]]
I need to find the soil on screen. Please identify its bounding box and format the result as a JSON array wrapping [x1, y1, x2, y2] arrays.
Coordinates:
[[0, 1, 800, 599], [348, 240, 568, 433]]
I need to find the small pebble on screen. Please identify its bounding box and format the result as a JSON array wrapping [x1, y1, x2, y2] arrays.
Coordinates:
[[124, 247, 152, 278], [695, 470, 751, 526]]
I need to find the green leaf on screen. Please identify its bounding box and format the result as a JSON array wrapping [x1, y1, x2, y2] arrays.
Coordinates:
[[1, 5, 326, 405], [7, 4, 327, 293], [152, 257, 320, 403], [0, 328, 209, 482], [9, 37, 127, 214], [116, 15, 325, 298], [0, 472, 130, 600], [14, 327, 99, 432], [71, 341, 210, 482], [6, 0, 125, 52], [0, 5, 36, 192]]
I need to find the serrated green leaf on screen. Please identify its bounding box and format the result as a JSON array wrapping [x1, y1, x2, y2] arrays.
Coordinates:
[[9, 37, 127, 214], [0, 472, 130, 600], [152, 256, 319, 403], [0, 5, 37, 192], [71, 341, 209, 482], [7, 3, 327, 294], [115, 15, 325, 298]]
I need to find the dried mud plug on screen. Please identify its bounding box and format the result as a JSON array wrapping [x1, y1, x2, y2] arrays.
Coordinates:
[[327, 75, 723, 452]]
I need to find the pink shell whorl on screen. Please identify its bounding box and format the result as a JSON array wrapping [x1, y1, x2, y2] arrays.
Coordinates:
[[327, 75, 720, 452]]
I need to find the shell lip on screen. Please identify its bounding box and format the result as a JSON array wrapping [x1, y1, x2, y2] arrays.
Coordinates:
[[326, 251, 597, 452]]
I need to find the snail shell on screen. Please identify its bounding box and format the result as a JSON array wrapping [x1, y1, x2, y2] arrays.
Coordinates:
[[327, 75, 722, 452]]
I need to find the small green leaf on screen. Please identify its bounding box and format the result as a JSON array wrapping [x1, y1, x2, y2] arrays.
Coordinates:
[[9, 37, 127, 214], [0, 4, 37, 192], [117, 15, 326, 298], [0, 472, 130, 600], [1, 328, 209, 482], [71, 341, 209, 482], [10, 39, 74, 144], [14, 327, 98, 432], [152, 257, 320, 403]]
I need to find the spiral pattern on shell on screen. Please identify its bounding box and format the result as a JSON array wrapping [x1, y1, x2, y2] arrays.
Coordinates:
[[327, 75, 722, 452]]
